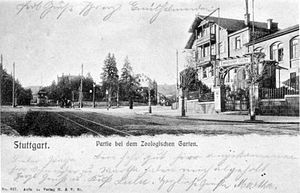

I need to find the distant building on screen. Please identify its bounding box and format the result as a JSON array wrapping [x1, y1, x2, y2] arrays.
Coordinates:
[[136, 73, 158, 104], [57, 73, 81, 83], [26, 86, 42, 103], [137, 73, 151, 87]]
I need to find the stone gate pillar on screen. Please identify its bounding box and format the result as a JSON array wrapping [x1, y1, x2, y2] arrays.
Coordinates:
[[214, 74, 225, 113]]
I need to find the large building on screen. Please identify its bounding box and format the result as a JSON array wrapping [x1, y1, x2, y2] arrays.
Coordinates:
[[185, 14, 278, 90], [183, 10, 299, 115], [246, 25, 299, 89]]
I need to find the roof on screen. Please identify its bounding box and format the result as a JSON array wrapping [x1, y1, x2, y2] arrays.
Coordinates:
[[185, 15, 277, 49], [245, 24, 299, 46], [188, 15, 274, 33]]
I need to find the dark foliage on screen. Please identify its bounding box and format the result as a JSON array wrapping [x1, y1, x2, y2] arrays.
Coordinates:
[[1, 68, 32, 105]]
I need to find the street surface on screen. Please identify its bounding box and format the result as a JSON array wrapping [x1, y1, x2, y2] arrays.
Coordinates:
[[1, 106, 299, 136]]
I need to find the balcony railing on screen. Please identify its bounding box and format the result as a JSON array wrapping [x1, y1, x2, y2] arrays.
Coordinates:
[[196, 34, 216, 46]]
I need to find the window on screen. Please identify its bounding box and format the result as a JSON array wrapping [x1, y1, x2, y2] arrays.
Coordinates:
[[210, 66, 214, 76], [219, 42, 225, 53], [235, 36, 241, 49], [290, 72, 296, 89], [201, 27, 209, 37], [195, 49, 198, 61], [197, 47, 202, 59], [278, 43, 283, 61], [210, 25, 216, 34], [211, 44, 216, 55], [270, 42, 284, 62], [242, 69, 246, 79], [203, 46, 209, 57], [290, 36, 299, 59], [203, 67, 207, 78]]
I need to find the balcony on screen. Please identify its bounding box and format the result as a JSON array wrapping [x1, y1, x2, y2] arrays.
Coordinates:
[[196, 34, 216, 46], [197, 55, 216, 67]]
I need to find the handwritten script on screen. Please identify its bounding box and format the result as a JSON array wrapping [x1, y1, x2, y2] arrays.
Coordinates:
[[3, 150, 298, 192], [2, 135, 299, 192], [15, 0, 214, 23]]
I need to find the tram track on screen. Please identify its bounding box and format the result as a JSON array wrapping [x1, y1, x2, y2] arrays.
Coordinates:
[[55, 112, 133, 137]]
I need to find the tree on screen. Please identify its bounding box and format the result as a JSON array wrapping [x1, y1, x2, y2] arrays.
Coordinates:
[[180, 66, 198, 116], [119, 57, 140, 109], [1, 68, 32, 105], [101, 53, 119, 108], [43, 74, 94, 105]]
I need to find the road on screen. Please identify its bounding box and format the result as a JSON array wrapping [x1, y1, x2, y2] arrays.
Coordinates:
[[1, 106, 299, 136]]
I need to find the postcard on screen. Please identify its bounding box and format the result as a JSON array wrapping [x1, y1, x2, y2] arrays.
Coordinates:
[[1, 0, 299, 192]]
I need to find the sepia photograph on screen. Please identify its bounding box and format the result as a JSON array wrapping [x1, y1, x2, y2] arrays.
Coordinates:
[[1, 0, 299, 192]]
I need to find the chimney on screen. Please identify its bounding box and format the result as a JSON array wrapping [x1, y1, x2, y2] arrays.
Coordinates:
[[267, 19, 273, 30], [244, 0, 250, 26]]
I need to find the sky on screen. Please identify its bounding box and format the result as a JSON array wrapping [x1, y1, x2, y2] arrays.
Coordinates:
[[0, 0, 299, 87]]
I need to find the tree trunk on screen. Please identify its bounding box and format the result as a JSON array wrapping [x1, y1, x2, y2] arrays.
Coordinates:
[[108, 87, 112, 108], [181, 89, 186, 117], [116, 87, 119, 108], [129, 96, 133, 109]]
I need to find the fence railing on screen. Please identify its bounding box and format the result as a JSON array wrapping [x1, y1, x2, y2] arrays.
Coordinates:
[[259, 86, 299, 99], [199, 92, 214, 102], [187, 91, 215, 102]]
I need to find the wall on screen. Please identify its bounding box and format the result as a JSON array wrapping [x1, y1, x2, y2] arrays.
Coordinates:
[[186, 100, 215, 114], [217, 26, 229, 59], [228, 28, 250, 57], [259, 95, 299, 116]]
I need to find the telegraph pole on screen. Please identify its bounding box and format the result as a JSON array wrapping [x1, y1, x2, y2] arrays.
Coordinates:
[[79, 64, 83, 108], [176, 49, 179, 109], [12, 62, 16, 107], [249, 0, 256, 120], [0, 55, 2, 105]]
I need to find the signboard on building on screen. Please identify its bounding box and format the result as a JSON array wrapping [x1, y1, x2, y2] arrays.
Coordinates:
[[220, 57, 251, 67]]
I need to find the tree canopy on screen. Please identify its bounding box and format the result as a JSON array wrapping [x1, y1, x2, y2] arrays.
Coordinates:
[[1, 67, 32, 105]]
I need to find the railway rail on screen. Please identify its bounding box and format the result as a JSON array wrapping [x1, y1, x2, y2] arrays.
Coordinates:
[[55, 112, 133, 137]]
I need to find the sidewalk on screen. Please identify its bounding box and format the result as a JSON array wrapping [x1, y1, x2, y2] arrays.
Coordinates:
[[80, 105, 300, 124]]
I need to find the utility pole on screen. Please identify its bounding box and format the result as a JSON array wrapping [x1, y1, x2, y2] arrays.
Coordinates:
[[79, 64, 83, 108], [12, 62, 16, 107], [249, 0, 256, 120], [0, 55, 2, 105], [176, 50, 179, 109]]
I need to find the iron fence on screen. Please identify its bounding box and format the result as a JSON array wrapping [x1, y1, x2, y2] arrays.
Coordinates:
[[259, 85, 299, 99], [187, 91, 215, 102], [199, 92, 214, 102]]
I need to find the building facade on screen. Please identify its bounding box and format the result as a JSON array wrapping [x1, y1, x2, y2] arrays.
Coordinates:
[[185, 14, 278, 90], [246, 25, 299, 89], [183, 13, 299, 115]]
